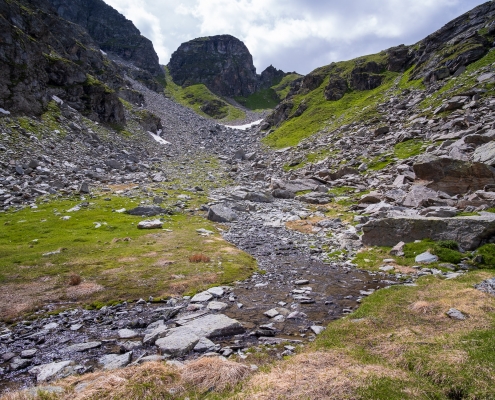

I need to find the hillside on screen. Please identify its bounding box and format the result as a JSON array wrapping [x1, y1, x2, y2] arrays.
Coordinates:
[[1, 1, 495, 400]]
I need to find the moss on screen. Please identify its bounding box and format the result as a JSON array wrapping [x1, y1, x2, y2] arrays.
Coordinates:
[[85, 74, 114, 94], [235, 88, 280, 110]]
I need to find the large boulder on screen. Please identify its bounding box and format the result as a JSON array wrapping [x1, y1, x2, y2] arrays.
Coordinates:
[[413, 154, 495, 195], [207, 204, 238, 222], [362, 214, 495, 250], [473, 141, 495, 166]]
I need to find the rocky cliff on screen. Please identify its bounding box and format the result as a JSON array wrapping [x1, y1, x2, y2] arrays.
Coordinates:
[[168, 35, 259, 97], [46, 0, 163, 78]]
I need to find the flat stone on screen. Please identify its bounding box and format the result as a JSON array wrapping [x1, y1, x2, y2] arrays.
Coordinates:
[[136, 355, 169, 364], [294, 280, 310, 285], [207, 287, 225, 297], [126, 206, 169, 217], [64, 341, 102, 353], [446, 308, 466, 320], [137, 219, 163, 229], [310, 326, 325, 335], [264, 308, 280, 318], [207, 301, 228, 311], [415, 251, 439, 264], [43, 322, 59, 331], [169, 314, 244, 339], [193, 337, 217, 353], [70, 324, 83, 331], [118, 329, 138, 339], [190, 291, 214, 303], [379, 265, 395, 272], [20, 349, 38, 358], [29, 361, 73, 382], [143, 325, 169, 345], [99, 352, 132, 370], [156, 331, 200, 356], [10, 357, 31, 370]]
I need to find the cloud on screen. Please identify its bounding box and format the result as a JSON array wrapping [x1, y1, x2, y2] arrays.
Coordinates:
[[105, 0, 486, 74]]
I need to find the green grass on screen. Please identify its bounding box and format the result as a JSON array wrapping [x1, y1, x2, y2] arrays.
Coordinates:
[[394, 139, 427, 159], [0, 191, 256, 320], [262, 71, 398, 148], [474, 243, 495, 267], [163, 67, 245, 121], [272, 73, 302, 99], [235, 88, 280, 110]]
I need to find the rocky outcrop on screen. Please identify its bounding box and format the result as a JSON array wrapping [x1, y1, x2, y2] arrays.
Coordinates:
[[46, 0, 163, 78], [413, 154, 495, 195], [362, 214, 495, 250], [0, 0, 125, 123], [168, 35, 258, 97], [258, 65, 287, 90], [324, 75, 348, 101]]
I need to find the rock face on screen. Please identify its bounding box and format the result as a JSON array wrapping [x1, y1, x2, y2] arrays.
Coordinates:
[[0, 0, 126, 122], [168, 35, 258, 97], [413, 154, 495, 195], [47, 0, 163, 78], [362, 214, 495, 250]]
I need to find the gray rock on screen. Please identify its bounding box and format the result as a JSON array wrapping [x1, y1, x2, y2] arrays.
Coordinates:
[[137, 219, 163, 229], [296, 192, 332, 204], [419, 206, 458, 218], [207, 204, 238, 222], [379, 265, 395, 272], [244, 191, 274, 203], [389, 241, 405, 256], [143, 325, 169, 345], [20, 349, 38, 358], [207, 287, 225, 297], [64, 341, 102, 353], [190, 291, 214, 303], [99, 352, 132, 370], [169, 314, 244, 339], [264, 308, 279, 318], [29, 361, 73, 382], [362, 214, 495, 250], [118, 329, 138, 339], [446, 308, 466, 320], [207, 301, 228, 311], [402, 185, 442, 208], [475, 277, 495, 296], [310, 326, 325, 335], [473, 141, 495, 166], [10, 357, 31, 370], [295, 279, 310, 285], [156, 331, 200, 356], [272, 189, 295, 199], [193, 337, 217, 353], [415, 251, 439, 264], [126, 206, 169, 217], [78, 182, 90, 194]]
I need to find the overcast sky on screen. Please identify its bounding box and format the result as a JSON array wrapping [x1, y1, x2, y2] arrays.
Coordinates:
[[104, 0, 487, 75]]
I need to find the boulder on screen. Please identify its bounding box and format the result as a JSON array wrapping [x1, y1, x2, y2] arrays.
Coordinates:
[[155, 331, 200, 356], [272, 189, 295, 199], [362, 214, 495, 250], [64, 341, 101, 353], [207, 205, 238, 223], [99, 352, 132, 370], [29, 361, 74, 382], [473, 141, 495, 166], [402, 185, 443, 208], [126, 206, 169, 217], [137, 219, 163, 229], [324, 75, 348, 101], [413, 154, 495, 195], [296, 192, 332, 204], [244, 192, 274, 203]]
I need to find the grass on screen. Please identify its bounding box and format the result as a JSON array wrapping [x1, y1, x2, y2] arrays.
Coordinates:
[[394, 139, 427, 159], [163, 67, 245, 121], [353, 239, 466, 271], [235, 88, 280, 110], [0, 192, 256, 321], [272, 73, 302, 99]]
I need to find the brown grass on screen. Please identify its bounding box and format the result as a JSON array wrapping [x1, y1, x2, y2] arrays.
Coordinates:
[[66, 282, 104, 300], [236, 351, 406, 399], [285, 218, 323, 234], [182, 357, 251, 392], [188, 253, 211, 263]]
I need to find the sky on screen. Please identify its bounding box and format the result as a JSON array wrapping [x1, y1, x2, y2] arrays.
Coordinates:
[[104, 0, 488, 75]]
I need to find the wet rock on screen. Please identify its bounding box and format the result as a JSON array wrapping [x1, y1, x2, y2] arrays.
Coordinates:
[[362, 214, 495, 250], [207, 204, 238, 222], [137, 219, 163, 229], [99, 352, 132, 370]]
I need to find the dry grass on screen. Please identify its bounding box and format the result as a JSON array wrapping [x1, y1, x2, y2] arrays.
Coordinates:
[[409, 300, 434, 314], [66, 282, 104, 300], [236, 351, 406, 400], [188, 253, 211, 263], [285, 218, 323, 234], [182, 357, 251, 392]]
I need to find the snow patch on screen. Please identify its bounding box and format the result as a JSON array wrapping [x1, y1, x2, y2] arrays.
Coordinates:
[[225, 119, 263, 130], [148, 131, 170, 145]]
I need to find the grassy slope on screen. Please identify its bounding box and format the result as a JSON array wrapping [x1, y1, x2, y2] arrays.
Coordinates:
[[163, 67, 245, 121]]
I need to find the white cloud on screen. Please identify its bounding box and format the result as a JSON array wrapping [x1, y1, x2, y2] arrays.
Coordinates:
[[104, 0, 486, 74]]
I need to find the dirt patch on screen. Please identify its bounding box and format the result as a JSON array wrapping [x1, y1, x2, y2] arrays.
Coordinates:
[[285, 218, 323, 234], [66, 282, 104, 299], [0, 278, 61, 321], [153, 259, 176, 267], [117, 257, 138, 263], [218, 246, 242, 254]]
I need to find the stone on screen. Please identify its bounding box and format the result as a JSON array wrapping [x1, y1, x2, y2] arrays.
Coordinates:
[[207, 301, 228, 311], [272, 189, 295, 199], [126, 206, 169, 217], [193, 337, 217, 353], [264, 308, 280, 318], [390, 241, 405, 256], [362, 214, 495, 250], [473, 141, 495, 166], [402, 185, 442, 208], [295, 280, 310, 285], [379, 265, 395, 272], [190, 291, 214, 303], [207, 205, 238, 222], [244, 191, 274, 203], [310, 326, 325, 335], [296, 192, 332, 204], [415, 251, 439, 264], [99, 352, 132, 370], [20, 349, 38, 358], [207, 287, 225, 297], [155, 331, 200, 356], [64, 341, 102, 353], [78, 182, 90, 194], [419, 206, 458, 218], [359, 192, 382, 204], [413, 154, 495, 195], [29, 361, 73, 382], [143, 325, 169, 345], [118, 329, 138, 339], [137, 219, 163, 229], [43, 322, 59, 331], [446, 308, 466, 320], [10, 357, 31, 370], [173, 314, 244, 338]]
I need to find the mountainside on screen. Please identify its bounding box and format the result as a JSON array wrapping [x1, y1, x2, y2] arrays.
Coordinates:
[[46, 0, 163, 78], [3, 1, 495, 399]]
